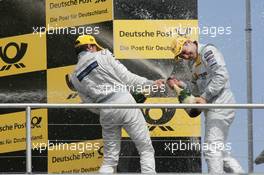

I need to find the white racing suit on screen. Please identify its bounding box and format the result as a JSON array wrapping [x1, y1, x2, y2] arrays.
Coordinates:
[[70, 49, 156, 173], [185, 44, 244, 174]]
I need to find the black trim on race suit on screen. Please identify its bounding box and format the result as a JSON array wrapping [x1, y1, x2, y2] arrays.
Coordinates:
[[77, 61, 98, 82]]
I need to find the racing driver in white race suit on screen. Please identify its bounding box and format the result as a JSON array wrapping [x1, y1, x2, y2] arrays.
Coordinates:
[[168, 37, 245, 174], [70, 35, 164, 174]]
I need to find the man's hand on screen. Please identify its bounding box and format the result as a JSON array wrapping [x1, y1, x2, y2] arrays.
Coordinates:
[[154, 79, 165, 88], [166, 76, 184, 89], [195, 97, 207, 104]]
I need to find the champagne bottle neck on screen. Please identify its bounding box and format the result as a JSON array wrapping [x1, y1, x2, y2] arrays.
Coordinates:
[[173, 84, 183, 94]]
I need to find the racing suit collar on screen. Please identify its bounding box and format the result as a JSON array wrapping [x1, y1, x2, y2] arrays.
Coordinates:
[[193, 43, 206, 67], [194, 56, 201, 67], [78, 51, 93, 60], [198, 43, 206, 55]]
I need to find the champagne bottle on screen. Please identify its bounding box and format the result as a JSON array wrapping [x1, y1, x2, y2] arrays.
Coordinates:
[[131, 90, 147, 103], [172, 84, 201, 118], [131, 86, 153, 103]]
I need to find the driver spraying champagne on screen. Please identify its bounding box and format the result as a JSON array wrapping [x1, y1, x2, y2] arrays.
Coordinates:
[[169, 36, 244, 174], [70, 35, 165, 174]]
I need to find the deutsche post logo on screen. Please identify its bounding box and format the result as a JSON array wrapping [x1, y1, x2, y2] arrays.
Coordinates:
[[0, 42, 28, 71], [31, 116, 42, 129], [97, 145, 103, 159], [65, 74, 78, 99], [143, 108, 176, 132]]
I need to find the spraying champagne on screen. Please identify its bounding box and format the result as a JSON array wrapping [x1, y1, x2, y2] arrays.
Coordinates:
[[167, 77, 201, 118], [131, 80, 165, 103]]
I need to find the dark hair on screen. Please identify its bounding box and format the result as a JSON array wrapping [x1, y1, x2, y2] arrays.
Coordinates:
[[75, 45, 88, 55], [75, 44, 99, 55]]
